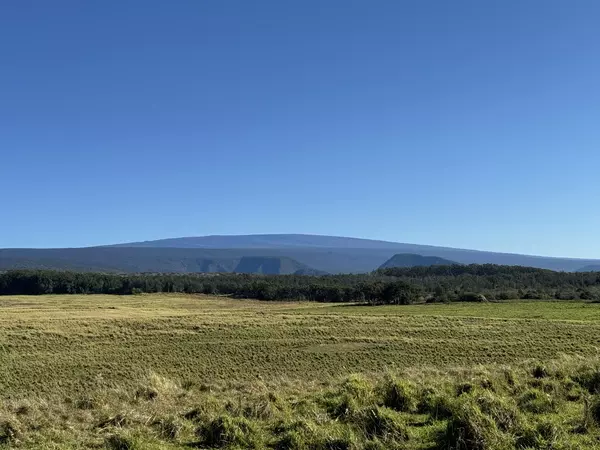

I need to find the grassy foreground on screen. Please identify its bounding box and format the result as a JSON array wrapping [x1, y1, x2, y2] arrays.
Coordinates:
[[2, 294, 600, 448]]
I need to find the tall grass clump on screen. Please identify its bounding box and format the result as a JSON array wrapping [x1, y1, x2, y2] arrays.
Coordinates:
[[518, 388, 558, 414], [437, 391, 521, 450], [379, 375, 417, 413], [196, 414, 264, 448]]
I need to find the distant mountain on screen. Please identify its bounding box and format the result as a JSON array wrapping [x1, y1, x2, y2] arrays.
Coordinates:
[[109, 234, 600, 272], [0, 248, 323, 275], [2, 234, 600, 274], [576, 265, 600, 272], [379, 254, 458, 269], [233, 256, 325, 275]]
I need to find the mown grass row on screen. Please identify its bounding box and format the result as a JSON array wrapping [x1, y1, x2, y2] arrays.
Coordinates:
[[4, 296, 600, 397], [2, 358, 600, 449]]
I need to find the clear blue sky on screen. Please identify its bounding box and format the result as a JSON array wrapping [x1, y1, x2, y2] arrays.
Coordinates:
[[1, 1, 599, 257]]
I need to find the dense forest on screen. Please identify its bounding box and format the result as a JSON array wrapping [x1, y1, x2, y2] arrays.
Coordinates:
[[2, 265, 600, 303]]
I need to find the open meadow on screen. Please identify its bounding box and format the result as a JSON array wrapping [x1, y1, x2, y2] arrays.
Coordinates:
[[2, 294, 600, 448]]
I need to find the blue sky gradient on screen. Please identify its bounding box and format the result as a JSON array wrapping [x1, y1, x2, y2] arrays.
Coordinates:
[[1, 1, 599, 257]]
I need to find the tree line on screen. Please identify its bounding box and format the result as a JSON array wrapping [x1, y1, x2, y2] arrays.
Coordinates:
[[1, 265, 599, 303]]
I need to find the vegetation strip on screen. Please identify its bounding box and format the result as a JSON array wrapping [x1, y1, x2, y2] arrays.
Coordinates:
[[2, 264, 600, 303]]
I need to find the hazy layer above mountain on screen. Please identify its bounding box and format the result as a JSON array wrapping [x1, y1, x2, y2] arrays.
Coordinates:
[[111, 234, 427, 249], [379, 254, 458, 269]]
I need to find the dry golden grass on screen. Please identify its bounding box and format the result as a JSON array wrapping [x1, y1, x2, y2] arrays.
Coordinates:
[[2, 294, 600, 448]]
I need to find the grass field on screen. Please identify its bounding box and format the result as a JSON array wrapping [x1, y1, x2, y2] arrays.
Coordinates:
[[2, 294, 600, 448]]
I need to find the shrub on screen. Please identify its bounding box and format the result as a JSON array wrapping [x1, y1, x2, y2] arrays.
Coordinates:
[[579, 289, 598, 300], [458, 293, 487, 302], [496, 291, 517, 300]]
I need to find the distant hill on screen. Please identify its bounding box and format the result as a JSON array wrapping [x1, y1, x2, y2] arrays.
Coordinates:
[[234, 256, 325, 275], [107, 234, 600, 272], [0, 248, 324, 276], [577, 265, 600, 272], [2, 234, 600, 273], [379, 254, 458, 269]]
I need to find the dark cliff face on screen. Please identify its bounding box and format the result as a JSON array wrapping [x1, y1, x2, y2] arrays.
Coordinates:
[[379, 254, 458, 269]]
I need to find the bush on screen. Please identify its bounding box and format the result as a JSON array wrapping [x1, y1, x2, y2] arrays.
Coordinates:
[[496, 291, 517, 300], [579, 289, 598, 300], [458, 293, 488, 302]]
